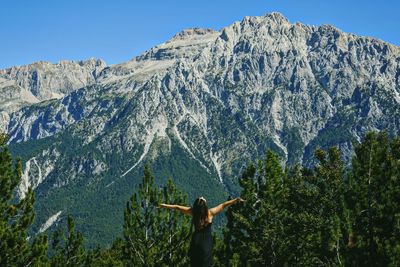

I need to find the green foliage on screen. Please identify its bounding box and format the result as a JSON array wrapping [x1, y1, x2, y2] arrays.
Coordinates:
[[150, 138, 228, 212], [303, 108, 356, 165], [217, 134, 400, 266], [3, 130, 400, 266], [85, 239, 125, 266], [0, 133, 49, 266], [121, 165, 191, 266], [218, 151, 301, 266], [10, 132, 228, 248], [50, 216, 87, 267], [281, 126, 305, 165], [344, 132, 400, 266]]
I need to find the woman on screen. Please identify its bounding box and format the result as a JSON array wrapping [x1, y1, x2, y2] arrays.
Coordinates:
[[159, 196, 244, 267]]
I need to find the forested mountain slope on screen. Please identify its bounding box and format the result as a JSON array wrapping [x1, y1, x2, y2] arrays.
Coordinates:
[[2, 12, 399, 246]]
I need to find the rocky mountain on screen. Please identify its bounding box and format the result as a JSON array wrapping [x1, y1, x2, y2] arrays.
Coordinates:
[[3, 12, 400, 246], [0, 58, 106, 130]]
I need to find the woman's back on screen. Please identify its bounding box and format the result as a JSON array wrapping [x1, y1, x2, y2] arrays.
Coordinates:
[[159, 196, 244, 267], [190, 223, 213, 267]]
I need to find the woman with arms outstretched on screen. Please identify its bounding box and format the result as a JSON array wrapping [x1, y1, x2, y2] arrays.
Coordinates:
[[159, 196, 244, 267]]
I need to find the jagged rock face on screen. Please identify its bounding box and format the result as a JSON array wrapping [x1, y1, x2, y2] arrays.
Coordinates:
[[3, 12, 400, 246], [6, 11, 400, 189], [0, 58, 106, 132], [0, 58, 106, 100]]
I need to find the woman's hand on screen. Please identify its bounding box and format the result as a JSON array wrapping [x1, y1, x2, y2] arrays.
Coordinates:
[[236, 197, 245, 203]]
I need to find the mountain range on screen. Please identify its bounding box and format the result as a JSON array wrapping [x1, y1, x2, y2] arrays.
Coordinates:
[[2, 12, 399, 246]]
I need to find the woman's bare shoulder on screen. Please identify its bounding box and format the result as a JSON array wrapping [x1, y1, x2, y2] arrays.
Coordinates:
[[207, 210, 214, 223]]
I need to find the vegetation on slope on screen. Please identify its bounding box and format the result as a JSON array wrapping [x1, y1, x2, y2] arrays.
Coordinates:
[[1, 132, 399, 266]]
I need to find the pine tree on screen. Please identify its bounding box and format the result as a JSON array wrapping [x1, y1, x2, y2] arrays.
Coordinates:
[[345, 132, 400, 266], [220, 151, 290, 266], [86, 239, 125, 267], [220, 149, 349, 266], [50, 215, 87, 267], [122, 165, 191, 266], [157, 178, 191, 266], [0, 132, 49, 266], [312, 147, 347, 265]]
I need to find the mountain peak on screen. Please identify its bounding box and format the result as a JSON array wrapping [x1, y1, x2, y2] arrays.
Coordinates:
[[171, 28, 218, 41], [4, 11, 400, 248], [264, 12, 290, 24], [0, 58, 106, 73], [0, 57, 107, 110], [77, 57, 106, 67], [238, 12, 290, 28]]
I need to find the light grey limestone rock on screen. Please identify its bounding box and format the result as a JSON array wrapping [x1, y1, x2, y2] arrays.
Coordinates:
[[0, 58, 106, 131], [4, 12, 400, 189]]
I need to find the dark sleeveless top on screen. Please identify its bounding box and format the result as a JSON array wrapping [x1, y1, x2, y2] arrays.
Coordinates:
[[189, 223, 213, 267]]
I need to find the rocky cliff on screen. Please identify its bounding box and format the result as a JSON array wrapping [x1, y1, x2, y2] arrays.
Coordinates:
[[0, 58, 106, 131], [3, 12, 399, 246]]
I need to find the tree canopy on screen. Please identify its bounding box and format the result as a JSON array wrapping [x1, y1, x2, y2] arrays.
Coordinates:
[[0, 131, 399, 266]]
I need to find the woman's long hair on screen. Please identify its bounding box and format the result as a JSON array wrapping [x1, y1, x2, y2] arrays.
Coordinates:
[[192, 197, 209, 230]]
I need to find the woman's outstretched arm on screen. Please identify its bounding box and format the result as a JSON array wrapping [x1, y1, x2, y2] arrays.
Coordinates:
[[159, 204, 192, 215], [209, 197, 244, 216]]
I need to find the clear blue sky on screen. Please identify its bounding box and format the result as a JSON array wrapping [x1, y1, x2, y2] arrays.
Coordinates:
[[1, 0, 399, 69]]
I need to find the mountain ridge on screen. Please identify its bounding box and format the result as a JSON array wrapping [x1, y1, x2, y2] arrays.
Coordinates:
[[2, 12, 400, 246]]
